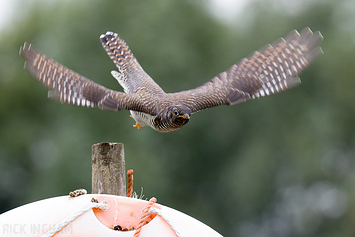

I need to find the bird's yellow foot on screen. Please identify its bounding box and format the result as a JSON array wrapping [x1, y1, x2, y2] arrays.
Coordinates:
[[130, 115, 140, 129]]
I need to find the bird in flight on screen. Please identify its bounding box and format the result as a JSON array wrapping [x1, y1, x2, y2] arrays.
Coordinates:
[[20, 28, 323, 133]]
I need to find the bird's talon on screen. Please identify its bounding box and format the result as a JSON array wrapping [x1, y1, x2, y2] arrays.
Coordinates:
[[130, 115, 140, 129]]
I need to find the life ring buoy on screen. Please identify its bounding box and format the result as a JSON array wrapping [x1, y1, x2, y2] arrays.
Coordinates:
[[0, 194, 222, 237]]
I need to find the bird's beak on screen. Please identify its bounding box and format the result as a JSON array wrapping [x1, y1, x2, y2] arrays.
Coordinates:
[[179, 114, 190, 120]]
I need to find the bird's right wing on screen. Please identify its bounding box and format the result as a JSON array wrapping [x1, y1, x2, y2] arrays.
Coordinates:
[[19, 43, 151, 113]]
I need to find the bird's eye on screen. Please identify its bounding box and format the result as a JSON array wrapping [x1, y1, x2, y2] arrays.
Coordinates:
[[173, 109, 179, 116]]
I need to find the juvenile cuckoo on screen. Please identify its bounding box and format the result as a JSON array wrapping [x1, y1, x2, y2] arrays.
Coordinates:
[[20, 28, 323, 132]]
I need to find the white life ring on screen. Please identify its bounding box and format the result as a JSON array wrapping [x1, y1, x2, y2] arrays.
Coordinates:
[[0, 194, 222, 237]]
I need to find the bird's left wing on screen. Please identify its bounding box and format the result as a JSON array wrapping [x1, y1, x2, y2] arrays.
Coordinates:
[[169, 27, 323, 113], [19, 43, 148, 113], [100, 32, 165, 95]]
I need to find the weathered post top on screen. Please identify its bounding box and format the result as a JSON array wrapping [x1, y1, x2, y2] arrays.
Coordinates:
[[91, 142, 126, 196]]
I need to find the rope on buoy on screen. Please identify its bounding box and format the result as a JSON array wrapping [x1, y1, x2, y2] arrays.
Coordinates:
[[149, 207, 183, 237], [127, 169, 134, 198], [40, 199, 109, 237], [134, 197, 182, 237], [134, 197, 157, 237]]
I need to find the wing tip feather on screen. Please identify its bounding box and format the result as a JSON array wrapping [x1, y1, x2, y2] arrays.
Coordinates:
[[100, 31, 120, 44]]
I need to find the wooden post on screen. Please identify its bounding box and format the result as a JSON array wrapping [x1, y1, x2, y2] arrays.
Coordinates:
[[91, 142, 126, 196]]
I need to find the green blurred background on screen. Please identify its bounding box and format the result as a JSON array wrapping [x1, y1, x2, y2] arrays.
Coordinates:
[[1, 0, 355, 236]]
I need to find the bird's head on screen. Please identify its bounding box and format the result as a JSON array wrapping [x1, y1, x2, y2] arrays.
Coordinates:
[[155, 105, 191, 132], [169, 105, 191, 126]]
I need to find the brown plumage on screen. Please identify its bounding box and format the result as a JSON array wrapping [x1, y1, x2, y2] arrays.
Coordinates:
[[19, 28, 323, 132]]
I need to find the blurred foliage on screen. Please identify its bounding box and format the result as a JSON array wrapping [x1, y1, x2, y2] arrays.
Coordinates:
[[1, 0, 355, 236]]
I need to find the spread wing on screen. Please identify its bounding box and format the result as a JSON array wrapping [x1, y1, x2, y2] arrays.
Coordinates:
[[169, 27, 323, 113], [19, 43, 152, 114], [100, 31, 165, 95]]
